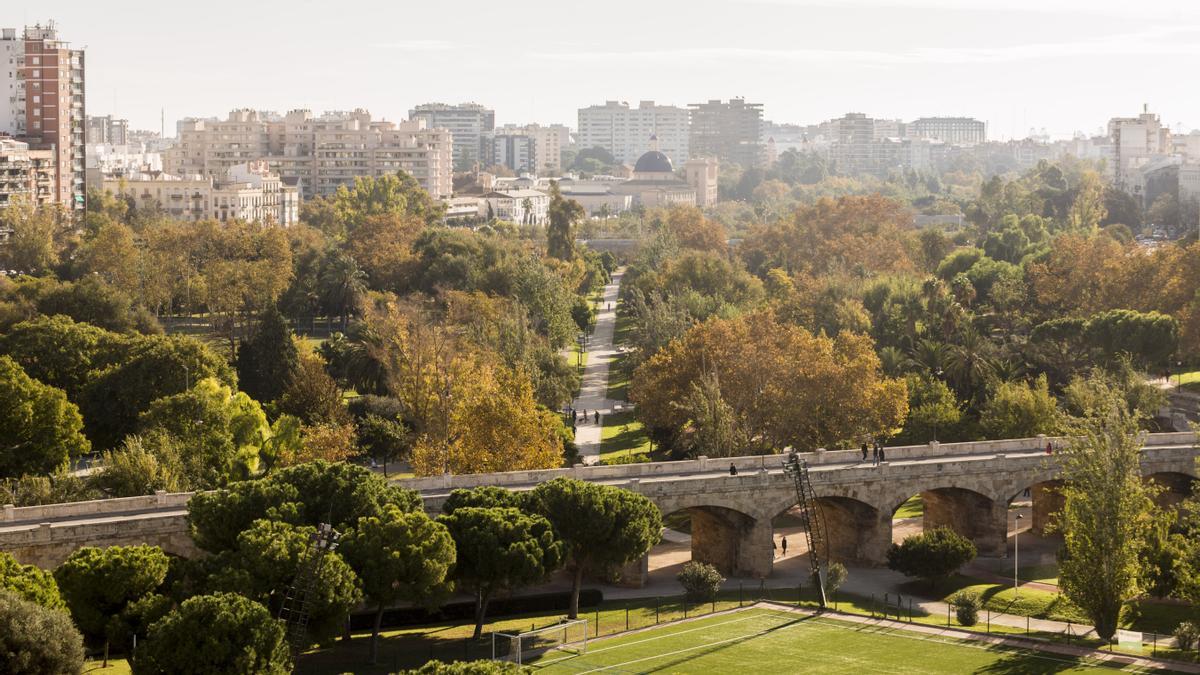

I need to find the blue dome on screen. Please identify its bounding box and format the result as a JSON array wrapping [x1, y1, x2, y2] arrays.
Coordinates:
[[634, 150, 673, 173]]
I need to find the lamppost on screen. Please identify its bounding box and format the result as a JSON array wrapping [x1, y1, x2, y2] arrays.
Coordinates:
[[1014, 513, 1024, 598], [933, 369, 944, 443]]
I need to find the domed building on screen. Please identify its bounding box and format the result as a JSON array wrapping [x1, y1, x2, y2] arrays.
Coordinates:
[[611, 137, 700, 209]]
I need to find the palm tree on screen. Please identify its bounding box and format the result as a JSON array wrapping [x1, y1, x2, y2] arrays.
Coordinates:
[[878, 346, 909, 378], [945, 327, 996, 400], [909, 338, 951, 375], [319, 252, 368, 331]]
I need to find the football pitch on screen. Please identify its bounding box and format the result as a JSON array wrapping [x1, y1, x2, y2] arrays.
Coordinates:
[[529, 608, 1154, 674]]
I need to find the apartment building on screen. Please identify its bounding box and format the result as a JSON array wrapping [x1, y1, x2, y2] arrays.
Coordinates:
[[0, 23, 85, 212], [489, 123, 569, 174], [86, 114, 128, 145], [907, 117, 986, 145], [165, 109, 453, 200], [1108, 105, 1171, 195], [103, 161, 299, 226], [577, 101, 690, 166], [0, 137, 55, 207], [409, 102, 494, 169], [479, 188, 549, 225], [688, 99, 762, 169]]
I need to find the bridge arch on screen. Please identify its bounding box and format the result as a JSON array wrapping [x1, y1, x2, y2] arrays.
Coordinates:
[[885, 485, 1007, 557], [1146, 472, 1196, 509], [655, 502, 771, 578]]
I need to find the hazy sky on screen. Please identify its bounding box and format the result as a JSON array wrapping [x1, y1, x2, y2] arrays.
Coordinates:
[[21, 0, 1200, 139]]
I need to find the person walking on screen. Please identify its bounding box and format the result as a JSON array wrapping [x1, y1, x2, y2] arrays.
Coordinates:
[[872, 445, 880, 466], [729, 463, 738, 476], [878, 447, 886, 463], [773, 538, 778, 557], [582, 409, 587, 423], [594, 410, 600, 425], [1045, 441, 1053, 455], [781, 536, 788, 556], [861, 441, 869, 462]]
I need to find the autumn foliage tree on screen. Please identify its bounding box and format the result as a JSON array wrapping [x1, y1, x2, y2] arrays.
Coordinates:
[[631, 310, 908, 453]]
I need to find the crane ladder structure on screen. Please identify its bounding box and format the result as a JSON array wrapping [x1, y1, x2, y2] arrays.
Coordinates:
[[783, 451, 830, 608], [278, 523, 341, 658]]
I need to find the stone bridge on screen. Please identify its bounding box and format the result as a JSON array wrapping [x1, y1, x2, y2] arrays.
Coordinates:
[[1, 433, 1196, 574]]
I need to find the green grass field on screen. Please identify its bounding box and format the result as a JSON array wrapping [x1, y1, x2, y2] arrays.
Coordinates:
[[600, 411, 652, 460], [529, 608, 1128, 673]]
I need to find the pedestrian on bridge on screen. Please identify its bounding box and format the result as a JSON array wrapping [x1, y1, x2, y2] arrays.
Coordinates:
[[861, 442, 869, 462], [729, 463, 738, 476], [878, 447, 886, 463], [872, 445, 880, 466], [594, 410, 600, 424]]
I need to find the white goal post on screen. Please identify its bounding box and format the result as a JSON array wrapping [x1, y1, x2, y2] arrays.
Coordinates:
[[492, 618, 589, 665]]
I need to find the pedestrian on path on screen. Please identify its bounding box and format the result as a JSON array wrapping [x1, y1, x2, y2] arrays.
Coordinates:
[[582, 409, 587, 423], [861, 442, 869, 462], [872, 445, 880, 466], [878, 447, 886, 463], [729, 463, 738, 476], [594, 410, 600, 424], [781, 536, 788, 556]]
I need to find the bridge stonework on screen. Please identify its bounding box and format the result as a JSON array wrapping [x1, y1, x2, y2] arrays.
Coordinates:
[[1, 434, 1196, 574]]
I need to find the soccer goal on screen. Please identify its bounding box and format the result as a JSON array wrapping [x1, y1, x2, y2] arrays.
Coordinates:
[[492, 618, 589, 665]]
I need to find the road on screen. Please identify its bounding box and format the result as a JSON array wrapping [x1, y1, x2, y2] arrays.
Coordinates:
[[569, 269, 623, 464]]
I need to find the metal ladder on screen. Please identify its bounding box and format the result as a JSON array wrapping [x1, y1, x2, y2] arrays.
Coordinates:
[[277, 523, 340, 658], [784, 452, 829, 608]]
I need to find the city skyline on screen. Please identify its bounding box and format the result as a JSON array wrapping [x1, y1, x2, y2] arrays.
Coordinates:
[[24, 0, 1200, 139]]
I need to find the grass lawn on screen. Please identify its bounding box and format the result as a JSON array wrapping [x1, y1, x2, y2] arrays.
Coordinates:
[[600, 410, 652, 460], [893, 494, 923, 520], [530, 608, 1126, 673], [83, 659, 130, 674]]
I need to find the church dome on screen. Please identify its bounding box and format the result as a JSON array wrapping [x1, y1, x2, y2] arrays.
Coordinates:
[[634, 150, 674, 174]]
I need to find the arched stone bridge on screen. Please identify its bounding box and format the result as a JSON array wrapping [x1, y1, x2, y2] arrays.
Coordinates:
[[1, 433, 1196, 573]]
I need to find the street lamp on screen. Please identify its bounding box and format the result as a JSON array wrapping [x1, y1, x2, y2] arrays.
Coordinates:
[[1014, 513, 1024, 598]]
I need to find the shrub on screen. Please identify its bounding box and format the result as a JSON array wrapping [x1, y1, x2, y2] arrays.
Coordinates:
[[0, 551, 65, 610], [677, 561, 724, 602], [886, 526, 977, 588], [133, 593, 290, 674], [950, 589, 981, 626], [812, 561, 848, 595], [1175, 621, 1200, 652], [402, 661, 523, 674], [0, 589, 85, 675], [600, 453, 650, 466]]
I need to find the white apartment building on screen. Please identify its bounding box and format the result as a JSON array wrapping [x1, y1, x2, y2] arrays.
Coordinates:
[[165, 109, 453, 200], [479, 188, 549, 225], [1108, 105, 1171, 193], [490, 123, 569, 174], [103, 161, 299, 226], [0, 29, 24, 137], [907, 117, 986, 145], [409, 102, 494, 169], [577, 101, 690, 166]]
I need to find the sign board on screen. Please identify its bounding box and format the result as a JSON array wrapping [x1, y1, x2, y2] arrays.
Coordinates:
[[1116, 629, 1141, 652]]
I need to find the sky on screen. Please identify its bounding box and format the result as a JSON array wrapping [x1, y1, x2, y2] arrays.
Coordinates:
[[21, 0, 1200, 140]]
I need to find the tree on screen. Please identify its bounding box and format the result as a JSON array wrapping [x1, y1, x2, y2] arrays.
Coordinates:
[[1054, 404, 1157, 641], [186, 460, 421, 553], [438, 507, 562, 638], [527, 478, 662, 618], [0, 590, 84, 675], [0, 315, 130, 399], [547, 181, 583, 261], [681, 369, 744, 457], [319, 251, 368, 331], [0, 198, 65, 275], [204, 519, 361, 646], [1066, 170, 1108, 231], [979, 375, 1061, 440], [0, 551, 65, 610], [276, 351, 350, 426], [441, 486, 525, 515], [0, 356, 90, 478], [133, 593, 290, 675], [897, 374, 962, 444], [90, 433, 186, 497], [355, 413, 408, 476], [36, 275, 158, 334], [677, 561, 724, 601], [402, 662, 523, 675], [138, 378, 271, 488], [54, 545, 170, 642], [340, 505, 455, 663], [235, 305, 300, 404], [885, 526, 977, 588]]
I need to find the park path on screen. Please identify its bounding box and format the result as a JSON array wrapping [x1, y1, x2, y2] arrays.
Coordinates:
[[570, 269, 624, 465]]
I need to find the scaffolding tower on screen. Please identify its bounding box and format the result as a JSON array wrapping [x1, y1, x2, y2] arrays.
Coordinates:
[[783, 451, 829, 608], [277, 522, 341, 657]]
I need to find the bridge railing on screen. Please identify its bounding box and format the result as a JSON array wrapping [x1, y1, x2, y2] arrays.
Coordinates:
[[395, 432, 1197, 493], [1, 490, 194, 525]]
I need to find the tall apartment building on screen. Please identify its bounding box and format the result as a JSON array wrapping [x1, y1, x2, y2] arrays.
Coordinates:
[[908, 117, 986, 145], [688, 99, 762, 169], [1108, 105, 1171, 196], [0, 137, 55, 207], [86, 114, 129, 145], [165, 109, 453, 200], [577, 101, 691, 166], [409, 102, 494, 170], [489, 123, 569, 174], [0, 23, 85, 211]]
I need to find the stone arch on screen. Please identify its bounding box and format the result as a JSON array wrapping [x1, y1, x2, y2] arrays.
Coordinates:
[[887, 485, 1007, 557], [657, 503, 770, 578], [811, 496, 890, 566], [1146, 472, 1196, 509]]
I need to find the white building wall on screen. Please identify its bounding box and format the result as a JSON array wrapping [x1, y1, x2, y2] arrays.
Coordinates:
[[578, 101, 690, 166]]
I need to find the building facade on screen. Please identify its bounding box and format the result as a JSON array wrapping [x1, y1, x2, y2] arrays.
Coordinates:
[[688, 99, 762, 169], [685, 157, 719, 208], [1108, 105, 1171, 195], [577, 101, 690, 166], [907, 117, 986, 145], [165, 109, 453, 200], [0, 23, 85, 212], [479, 188, 549, 225], [0, 137, 55, 207], [489, 123, 569, 174], [86, 114, 128, 145], [409, 102, 494, 170], [102, 161, 299, 226]]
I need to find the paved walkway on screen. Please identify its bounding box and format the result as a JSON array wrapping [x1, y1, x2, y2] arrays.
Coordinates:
[[570, 269, 624, 465]]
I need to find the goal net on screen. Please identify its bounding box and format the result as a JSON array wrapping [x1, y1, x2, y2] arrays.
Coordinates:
[[492, 618, 589, 665]]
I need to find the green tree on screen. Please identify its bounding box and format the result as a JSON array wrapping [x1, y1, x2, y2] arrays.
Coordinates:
[[401, 662, 523, 675], [0, 198, 64, 275], [527, 478, 662, 618], [355, 413, 408, 476], [236, 305, 300, 404], [547, 181, 583, 261], [1054, 404, 1157, 641], [133, 593, 290, 675], [898, 374, 962, 444], [0, 315, 130, 399], [979, 375, 1060, 440], [186, 460, 421, 553], [205, 519, 361, 646], [0, 356, 90, 478], [441, 486, 525, 515], [138, 378, 271, 488], [0, 551, 65, 610], [319, 251, 368, 331], [885, 526, 977, 588], [0, 590, 84, 675], [89, 433, 186, 497], [54, 545, 170, 642], [36, 275, 156, 334], [341, 505, 456, 663], [438, 507, 562, 638], [277, 352, 350, 426], [682, 369, 744, 457]]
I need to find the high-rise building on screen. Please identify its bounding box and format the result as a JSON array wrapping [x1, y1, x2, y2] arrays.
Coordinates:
[[409, 102, 494, 170], [907, 117, 986, 145], [86, 115, 129, 145], [0, 23, 85, 211], [489, 123, 569, 174], [577, 101, 690, 166], [688, 99, 762, 168], [165, 109, 453, 200], [1108, 105, 1171, 195]]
